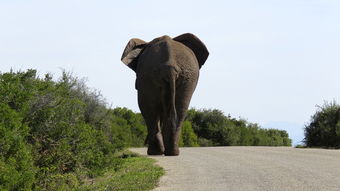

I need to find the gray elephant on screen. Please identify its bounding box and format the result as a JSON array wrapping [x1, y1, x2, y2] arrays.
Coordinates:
[[121, 33, 209, 156]]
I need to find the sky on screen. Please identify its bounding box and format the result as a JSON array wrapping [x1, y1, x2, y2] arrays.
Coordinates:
[[1, 0, 339, 146]]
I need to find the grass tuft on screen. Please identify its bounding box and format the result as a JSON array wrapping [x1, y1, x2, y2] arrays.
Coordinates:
[[78, 151, 164, 191]]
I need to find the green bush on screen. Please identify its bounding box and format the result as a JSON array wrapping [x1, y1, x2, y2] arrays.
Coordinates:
[[179, 121, 199, 147], [0, 103, 36, 191], [304, 101, 340, 148], [186, 108, 292, 146], [197, 137, 215, 147], [0, 70, 146, 190], [112, 107, 147, 147]]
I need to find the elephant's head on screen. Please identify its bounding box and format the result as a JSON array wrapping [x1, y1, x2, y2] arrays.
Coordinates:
[[121, 33, 209, 72]]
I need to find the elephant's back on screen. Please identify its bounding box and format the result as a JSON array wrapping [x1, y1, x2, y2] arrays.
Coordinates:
[[137, 37, 199, 79], [171, 40, 200, 79]]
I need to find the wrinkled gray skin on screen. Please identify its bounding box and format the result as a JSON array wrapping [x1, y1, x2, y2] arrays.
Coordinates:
[[121, 33, 209, 156]]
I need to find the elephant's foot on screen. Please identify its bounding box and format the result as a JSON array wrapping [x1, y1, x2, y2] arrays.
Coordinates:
[[147, 141, 164, 155], [147, 146, 164, 155], [146, 134, 165, 155], [147, 149, 164, 155], [164, 148, 179, 156]]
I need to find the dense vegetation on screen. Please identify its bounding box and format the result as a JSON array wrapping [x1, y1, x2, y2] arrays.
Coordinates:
[[0, 69, 291, 190], [186, 109, 292, 146], [304, 101, 340, 148], [0, 70, 148, 190]]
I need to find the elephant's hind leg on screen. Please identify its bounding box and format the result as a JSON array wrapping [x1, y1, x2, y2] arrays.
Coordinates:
[[138, 92, 165, 155], [146, 119, 165, 155], [160, 78, 180, 156]]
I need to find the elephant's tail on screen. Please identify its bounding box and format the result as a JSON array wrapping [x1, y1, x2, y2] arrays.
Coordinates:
[[160, 65, 179, 133], [168, 67, 178, 131]]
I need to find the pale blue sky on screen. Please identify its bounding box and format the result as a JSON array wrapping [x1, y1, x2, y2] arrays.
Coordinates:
[[1, 0, 339, 145]]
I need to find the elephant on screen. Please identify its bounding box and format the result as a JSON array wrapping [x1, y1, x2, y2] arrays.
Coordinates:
[[121, 33, 209, 156]]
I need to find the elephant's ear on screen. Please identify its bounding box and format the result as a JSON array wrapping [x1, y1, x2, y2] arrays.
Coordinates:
[[121, 38, 147, 72], [173, 33, 209, 68]]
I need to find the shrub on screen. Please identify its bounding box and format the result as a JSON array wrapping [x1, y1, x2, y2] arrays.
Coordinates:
[[197, 137, 215, 147], [0, 103, 36, 191], [179, 121, 199, 147], [0, 70, 143, 190], [304, 101, 340, 148], [186, 108, 292, 146], [112, 107, 147, 147]]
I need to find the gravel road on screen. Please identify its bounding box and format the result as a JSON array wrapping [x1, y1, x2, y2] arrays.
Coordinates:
[[130, 147, 340, 191]]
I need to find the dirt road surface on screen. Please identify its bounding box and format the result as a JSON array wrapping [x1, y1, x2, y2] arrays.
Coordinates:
[[130, 147, 340, 191]]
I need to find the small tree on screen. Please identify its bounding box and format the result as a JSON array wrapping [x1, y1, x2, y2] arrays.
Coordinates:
[[304, 101, 340, 148]]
